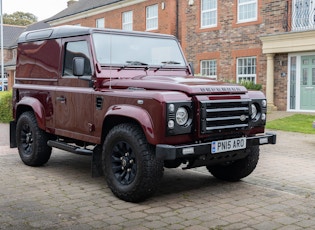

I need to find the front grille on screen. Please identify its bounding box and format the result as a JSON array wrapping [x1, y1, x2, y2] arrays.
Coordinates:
[[200, 99, 250, 134]]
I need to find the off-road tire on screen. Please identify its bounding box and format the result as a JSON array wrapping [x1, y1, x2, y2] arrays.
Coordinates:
[[207, 146, 259, 182], [16, 111, 52, 166], [102, 123, 164, 202]]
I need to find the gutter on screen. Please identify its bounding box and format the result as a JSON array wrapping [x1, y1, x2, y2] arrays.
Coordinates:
[[176, 0, 179, 40], [47, 0, 146, 26]]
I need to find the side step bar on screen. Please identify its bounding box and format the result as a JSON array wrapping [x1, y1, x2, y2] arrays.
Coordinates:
[[47, 140, 93, 155], [47, 140, 103, 178]]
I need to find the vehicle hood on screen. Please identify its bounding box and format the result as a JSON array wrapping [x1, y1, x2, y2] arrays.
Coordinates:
[[102, 75, 247, 95]]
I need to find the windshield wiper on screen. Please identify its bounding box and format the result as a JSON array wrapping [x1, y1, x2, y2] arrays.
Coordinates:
[[115, 61, 149, 71], [153, 61, 184, 72], [126, 61, 148, 66], [161, 61, 181, 65]]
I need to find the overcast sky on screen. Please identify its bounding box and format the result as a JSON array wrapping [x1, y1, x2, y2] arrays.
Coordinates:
[[2, 0, 69, 21]]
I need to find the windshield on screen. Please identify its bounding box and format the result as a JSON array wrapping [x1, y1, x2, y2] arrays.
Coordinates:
[[92, 33, 186, 66]]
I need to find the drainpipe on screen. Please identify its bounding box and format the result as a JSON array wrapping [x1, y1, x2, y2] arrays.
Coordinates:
[[176, 0, 179, 40], [0, 0, 4, 92]]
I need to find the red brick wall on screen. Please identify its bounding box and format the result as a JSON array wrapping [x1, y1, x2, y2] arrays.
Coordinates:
[[274, 54, 288, 111], [3, 49, 12, 62], [60, 0, 178, 35], [181, 0, 288, 84], [55, 0, 290, 109]]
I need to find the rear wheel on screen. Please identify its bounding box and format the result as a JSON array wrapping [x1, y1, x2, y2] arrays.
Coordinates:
[[102, 123, 163, 202], [16, 111, 52, 166], [207, 146, 259, 182]]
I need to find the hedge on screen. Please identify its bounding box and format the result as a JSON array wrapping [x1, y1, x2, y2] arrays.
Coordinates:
[[0, 91, 13, 123], [239, 80, 262, 91]]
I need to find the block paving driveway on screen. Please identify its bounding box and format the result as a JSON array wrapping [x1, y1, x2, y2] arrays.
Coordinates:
[[0, 123, 314, 229]]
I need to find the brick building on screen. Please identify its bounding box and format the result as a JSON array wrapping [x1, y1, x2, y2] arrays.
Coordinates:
[[0, 25, 25, 91], [25, 0, 315, 112]]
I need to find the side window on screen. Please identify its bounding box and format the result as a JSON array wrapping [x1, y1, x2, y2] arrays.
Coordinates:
[[237, 0, 257, 23], [146, 4, 158, 31], [122, 11, 133, 31], [201, 0, 217, 28], [96, 18, 105, 28], [200, 60, 217, 78], [237, 56, 257, 83], [63, 41, 92, 76]]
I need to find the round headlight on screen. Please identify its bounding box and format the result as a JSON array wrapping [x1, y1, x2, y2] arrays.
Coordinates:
[[251, 104, 258, 120], [176, 107, 189, 126]]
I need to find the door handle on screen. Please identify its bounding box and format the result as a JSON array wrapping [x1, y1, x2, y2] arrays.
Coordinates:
[[56, 96, 66, 103]]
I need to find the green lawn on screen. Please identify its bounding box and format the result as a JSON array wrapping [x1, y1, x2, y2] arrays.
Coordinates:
[[266, 114, 315, 134]]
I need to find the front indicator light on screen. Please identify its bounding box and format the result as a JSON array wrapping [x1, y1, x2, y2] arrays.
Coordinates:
[[168, 120, 175, 129]]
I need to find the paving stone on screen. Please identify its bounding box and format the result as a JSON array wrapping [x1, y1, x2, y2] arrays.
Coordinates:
[[1, 123, 315, 229]]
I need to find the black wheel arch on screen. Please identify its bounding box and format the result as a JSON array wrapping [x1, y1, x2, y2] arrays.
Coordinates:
[[101, 115, 140, 144]]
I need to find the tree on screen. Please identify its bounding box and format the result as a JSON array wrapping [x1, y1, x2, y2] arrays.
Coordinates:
[[3, 11, 38, 26]]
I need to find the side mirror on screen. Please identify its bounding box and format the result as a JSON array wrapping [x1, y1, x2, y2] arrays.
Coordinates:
[[73, 57, 85, 76], [189, 62, 194, 76]]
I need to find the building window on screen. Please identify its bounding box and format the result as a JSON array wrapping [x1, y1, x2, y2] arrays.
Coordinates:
[[122, 11, 133, 31], [292, 0, 315, 31], [201, 0, 217, 28], [237, 57, 256, 83], [146, 4, 158, 31], [238, 0, 257, 23], [200, 60, 217, 78], [96, 18, 105, 28]]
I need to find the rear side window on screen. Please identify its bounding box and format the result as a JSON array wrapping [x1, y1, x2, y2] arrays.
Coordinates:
[[63, 41, 92, 76]]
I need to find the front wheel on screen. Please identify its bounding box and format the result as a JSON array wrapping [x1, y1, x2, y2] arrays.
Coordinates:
[[207, 146, 260, 182], [102, 123, 163, 202], [16, 111, 52, 166]]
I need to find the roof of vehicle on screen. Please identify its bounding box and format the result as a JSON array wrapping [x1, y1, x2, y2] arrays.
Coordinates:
[[18, 25, 176, 44]]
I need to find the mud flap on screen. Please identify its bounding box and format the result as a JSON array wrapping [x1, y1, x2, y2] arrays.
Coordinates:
[[10, 121, 17, 148], [92, 145, 104, 177]]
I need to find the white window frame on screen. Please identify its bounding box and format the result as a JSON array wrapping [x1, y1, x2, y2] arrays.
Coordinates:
[[287, 52, 315, 112], [146, 4, 158, 31], [292, 0, 315, 31], [237, 57, 257, 83], [201, 0, 217, 28], [122, 11, 133, 31], [96, 18, 105, 28], [200, 60, 217, 78], [237, 0, 257, 23]]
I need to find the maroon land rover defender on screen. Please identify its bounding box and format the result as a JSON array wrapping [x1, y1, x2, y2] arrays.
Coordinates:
[[10, 26, 276, 202]]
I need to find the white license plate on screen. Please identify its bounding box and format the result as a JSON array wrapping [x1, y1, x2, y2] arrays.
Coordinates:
[[211, 137, 246, 154]]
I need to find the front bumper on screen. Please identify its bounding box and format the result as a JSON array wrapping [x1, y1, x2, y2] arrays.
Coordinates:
[[156, 133, 276, 160]]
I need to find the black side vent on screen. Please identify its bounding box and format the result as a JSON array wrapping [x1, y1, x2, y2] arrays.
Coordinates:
[[96, 96, 104, 110]]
